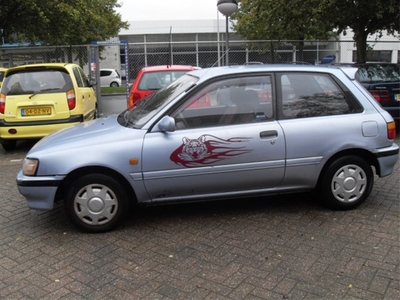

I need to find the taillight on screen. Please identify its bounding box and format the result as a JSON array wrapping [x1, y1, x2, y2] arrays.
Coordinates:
[[66, 90, 76, 110], [129, 92, 142, 107], [387, 121, 396, 140], [370, 90, 390, 102], [0, 93, 5, 114]]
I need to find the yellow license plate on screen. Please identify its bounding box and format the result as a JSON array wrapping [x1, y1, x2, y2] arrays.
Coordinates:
[[22, 107, 51, 116], [396, 94, 400, 101]]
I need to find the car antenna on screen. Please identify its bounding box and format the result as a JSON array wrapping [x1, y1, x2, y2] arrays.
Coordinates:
[[211, 49, 228, 68]]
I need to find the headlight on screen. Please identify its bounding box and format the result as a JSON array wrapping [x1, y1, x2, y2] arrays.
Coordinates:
[[23, 158, 39, 176]]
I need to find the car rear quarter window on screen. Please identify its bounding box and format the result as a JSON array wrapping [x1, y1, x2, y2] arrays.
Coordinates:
[[277, 72, 362, 119]]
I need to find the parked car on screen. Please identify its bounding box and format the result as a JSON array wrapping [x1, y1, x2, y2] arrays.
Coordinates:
[[100, 69, 122, 87], [128, 65, 195, 107], [354, 63, 400, 126], [0, 67, 7, 88], [17, 65, 398, 232], [0, 63, 98, 151]]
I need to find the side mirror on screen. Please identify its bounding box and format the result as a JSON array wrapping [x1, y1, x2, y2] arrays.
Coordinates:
[[89, 79, 97, 87], [153, 116, 176, 132]]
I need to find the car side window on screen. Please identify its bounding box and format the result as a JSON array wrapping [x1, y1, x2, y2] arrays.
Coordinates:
[[73, 67, 90, 88], [278, 72, 362, 119], [171, 75, 274, 129], [77, 68, 91, 87], [73, 68, 84, 88], [100, 70, 111, 77]]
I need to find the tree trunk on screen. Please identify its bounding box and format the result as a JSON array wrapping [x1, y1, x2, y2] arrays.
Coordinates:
[[353, 29, 368, 63]]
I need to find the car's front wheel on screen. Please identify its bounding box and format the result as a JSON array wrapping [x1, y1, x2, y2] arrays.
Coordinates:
[[64, 174, 129, 232], [319, 156, 373, 210], [110, 82, 119, 87]]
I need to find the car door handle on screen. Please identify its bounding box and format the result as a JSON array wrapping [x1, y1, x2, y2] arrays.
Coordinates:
[[260, 130, 278, 139]]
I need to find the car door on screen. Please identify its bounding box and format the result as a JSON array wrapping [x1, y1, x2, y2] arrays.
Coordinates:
[[141, 74, 286, 202]]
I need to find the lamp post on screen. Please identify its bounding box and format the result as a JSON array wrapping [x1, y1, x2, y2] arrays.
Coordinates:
[[217, 0, 237, 66]]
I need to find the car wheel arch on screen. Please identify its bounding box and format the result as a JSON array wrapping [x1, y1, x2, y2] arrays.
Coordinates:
[[55, 166, 137, 205], [317, 153, 374, 210], [318, 148, 378, 185]]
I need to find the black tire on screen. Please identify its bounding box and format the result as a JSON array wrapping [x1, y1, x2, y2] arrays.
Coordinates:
[[1, 140, 17, 151], [110, 82, 119, 87], [319, 156, 373, 210], [64, 174, 129, 233], [94, 104, 99, 119]]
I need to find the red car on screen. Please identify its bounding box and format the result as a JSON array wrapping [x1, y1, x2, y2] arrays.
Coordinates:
[[128, 65, 195, 107]]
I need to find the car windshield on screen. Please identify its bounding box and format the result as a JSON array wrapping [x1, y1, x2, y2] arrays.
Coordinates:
[[119, 74, 198, 128], [356, 64, 400, 83]]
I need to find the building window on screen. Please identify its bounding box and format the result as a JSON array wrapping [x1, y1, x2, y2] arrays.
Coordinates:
[[352, 50, 392, 62]]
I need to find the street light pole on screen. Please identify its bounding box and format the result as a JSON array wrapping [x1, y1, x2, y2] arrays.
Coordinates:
[[224, 14, 229, 66], [217, 0, 237, 66]]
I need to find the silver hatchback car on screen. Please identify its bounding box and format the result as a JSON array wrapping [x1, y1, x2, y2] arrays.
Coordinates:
[[17, 65, 399, 232]]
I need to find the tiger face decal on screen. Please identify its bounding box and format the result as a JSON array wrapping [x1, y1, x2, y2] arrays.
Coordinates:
[[170, 134, 252, 167]]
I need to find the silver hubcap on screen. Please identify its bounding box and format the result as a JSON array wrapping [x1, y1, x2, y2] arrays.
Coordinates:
[[74, 184, 118, 225], [331, 164, 367, 203]]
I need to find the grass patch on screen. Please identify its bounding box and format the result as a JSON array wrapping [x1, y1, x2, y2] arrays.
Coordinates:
[[101, 86, 127, 94]]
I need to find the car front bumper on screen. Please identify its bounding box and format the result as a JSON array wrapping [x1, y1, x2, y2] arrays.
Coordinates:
[[16, 170, 64, 210]]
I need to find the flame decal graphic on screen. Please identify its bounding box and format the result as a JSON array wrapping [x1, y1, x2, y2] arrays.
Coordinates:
[[170, 134, 252, 168]]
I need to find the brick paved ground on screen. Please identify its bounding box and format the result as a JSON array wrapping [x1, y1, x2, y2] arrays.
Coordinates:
[[0, 139, 399, 299]]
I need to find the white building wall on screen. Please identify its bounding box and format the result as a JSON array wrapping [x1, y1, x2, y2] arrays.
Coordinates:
[[338, 31, 399, 63]]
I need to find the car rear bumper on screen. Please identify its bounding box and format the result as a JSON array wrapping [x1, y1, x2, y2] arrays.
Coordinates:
[[16, 170, 64, 210], [0, 115, 83, 139], [375, 143, 399, 177]]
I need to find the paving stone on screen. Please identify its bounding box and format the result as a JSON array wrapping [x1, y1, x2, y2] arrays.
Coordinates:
[[0, 138, 399, 299]]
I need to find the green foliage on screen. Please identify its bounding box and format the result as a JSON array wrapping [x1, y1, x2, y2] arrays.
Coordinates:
[[0, 0, 129, 45], [232, 0, 400, 63], [321, 0, 400, 62], [101, 86, 126, 94], [232, 0, 336, 41]]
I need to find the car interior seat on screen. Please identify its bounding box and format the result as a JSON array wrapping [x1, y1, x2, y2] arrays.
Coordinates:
[[219, 87, 261, 124]]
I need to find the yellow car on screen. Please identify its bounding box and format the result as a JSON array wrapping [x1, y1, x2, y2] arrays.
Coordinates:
[[0, 67, 7, 88], [0, 63, 98, 151]]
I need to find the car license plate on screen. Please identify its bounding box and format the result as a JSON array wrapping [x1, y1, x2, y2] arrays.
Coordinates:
[[396, 94, 400, 101], [21, 107, 51, 116]]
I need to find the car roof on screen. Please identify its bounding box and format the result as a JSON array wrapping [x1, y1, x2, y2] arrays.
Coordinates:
[[186, 64, 359, 82], [4, 63, 78, 75], [140, 65, 195, 72]]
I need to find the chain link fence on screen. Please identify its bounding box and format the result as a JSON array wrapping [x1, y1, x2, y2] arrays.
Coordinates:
[[0, 40, 398, 82], [0, 45, 92, 72], [125, 39, 399, 78]]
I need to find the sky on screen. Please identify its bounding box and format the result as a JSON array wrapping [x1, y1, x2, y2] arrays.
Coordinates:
[[116, 0, 223, 21]]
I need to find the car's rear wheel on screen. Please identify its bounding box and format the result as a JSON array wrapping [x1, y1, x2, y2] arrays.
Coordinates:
[[64, 174, 129, 232], [319, 156, 373, 210], [1, 140, 17, 151]]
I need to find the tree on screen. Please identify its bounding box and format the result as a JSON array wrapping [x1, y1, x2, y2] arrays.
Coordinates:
[[231, 0, 337, 62], [0, 0, 128, 45], [231, 0, 399, 63], [322, 0, 400, 63]]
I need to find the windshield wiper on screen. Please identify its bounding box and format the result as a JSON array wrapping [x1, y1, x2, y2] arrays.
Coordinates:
[[29, 88, 62, 99]]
